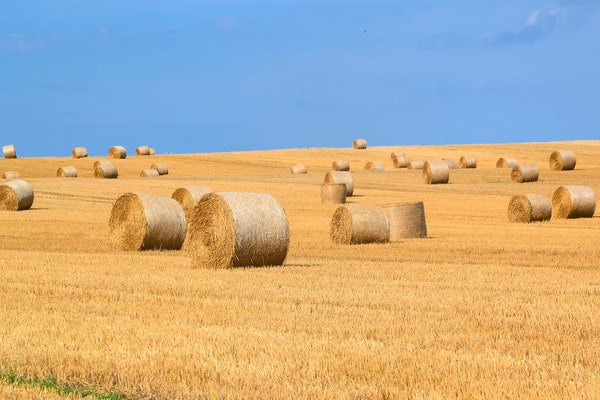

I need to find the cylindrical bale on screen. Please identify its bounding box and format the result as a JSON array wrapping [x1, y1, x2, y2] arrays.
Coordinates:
[[72, 147, 88, 159], [2, 145, 17, 159], [93, 160, 114, 169], [136, 146, 151, 156], [0, 179, 34, 211], [511, 163, 539, 183], [290, 164, 307, 174], [459, 156, 477, 169], [364, 161, 384, 171], [332, 159, 350, 171], [407, 160, 424, 170], [151, 163, 169, 175], [353, 139, 367, 149], [148, 148, 156, 155], [324, 171, 354, 197], [552, 185, 596, 219], [57, 166, 77, 178], [443, 158, 459, 169], [382, 202, 427, 241], [507, 194, 552, 223], [549, 150, 576, 171], [140, 169, 159, 177], [330, 204, 389, 245], [171, 186, 213, 218], [321, 183, 347, 205], [94, 163, 118, 179], [108, 146, 127, 159], [390, 151, 406, 161], [393, 155, 409, 168], [496, 157, 518, 168], [109, 192, 187, 251], [188, 192, 290, 269], [1, 171, 20, 179], [423, 160, 449, 184]]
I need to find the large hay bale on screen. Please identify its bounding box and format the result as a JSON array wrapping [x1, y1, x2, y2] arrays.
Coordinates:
[[364, 161, 384, 171], [353, 139, 367, 149], [72, 147, 88, 158], [140, 169, 159, 177], [136, 146, 151, 156], [393, 155, 409, 168], [1, 171, 20, 179], [94, 163, 118, 179], [57, 166, 77, 178], [507, 194, 552, 223], [407, 160, 424, 170], [108, 146, 127, 159], [511, 163, 539, 183], [423, 160, 449, 184], [459, 156, 477, 169], [330, 204, 389, 245], [443, 158, 459, 169], [390, 151, 406, 161], [332, 159, 350, 171], [552, 185, 596, 219], [93, 160, 114, 169], [321, 183, 347, 205], [188, 192, 289, 269], [549, 150, 576, 171], [109, 192, 187, 251], [496, 157, 518, 168], [324, 171, 354, 196], [171, 186, 213, 218], [382, 202, 427, 241], [151, 163, 169, 175], [149, 148, 156, 155], [291, 164, 307, 174], [0, 179, 34, 211], [2, 145, 17, 159]]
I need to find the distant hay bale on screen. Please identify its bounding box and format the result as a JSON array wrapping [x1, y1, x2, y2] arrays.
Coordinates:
[[423, 160, 449, 184], [511, 163, 539, 183], [72, 147, 88, 159], [151, 163, 169, 175], [496, 157, 518, 168], [108, 146, 127, 159], [188, 192, 289, 269], [382, 202, 427, 241], [332, 159, 350, 171], [459, 156, 477, 169], [136, 146, 151, 156], [330, 204, 389, 245], [321, 183, 347, 205], [2, 145, 17, 159], [443, 158, 459, 169], [291, 164, 307, 174], [407, 160, 424, 170], [93, 160, 113, 169], [1, 171, 20, 180], [393, 155, 409, 168], [364, 161, 384, 171], [149, 148, 156, 155], [549, 150, 576, 171], [324, 171, 354, 196], [390, 151, 406, 161], [552, 185, 596, 219], [507, 194, 552, 223], [56, 166, 77, 178], [140, 169, 159, 177], [94, 163, 118, 179], [353, 139, 367, 149], [109, 192, 187, 251], [171, 186, 213, 218], [0, 179, 34, 211]]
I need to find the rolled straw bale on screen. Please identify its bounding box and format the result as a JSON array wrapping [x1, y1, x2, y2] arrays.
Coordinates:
[[496, 157, 518, 168], [353, 139, 367, 149], [1, 171, 20, 179], [93, 160, 113, 169], [443, 158, 459, 169], [407, 160, 424, 170], [382, 202, 427, 241], [140, 169, 159, 177], [136, 146, 151, 156], [390, 151, 406, 161], [423, 160, 449, 184], [330, 204, 389, 245], [324, 171, 354, 196], [171, 186, 213, 218], [188, 192, 289, 269], [290, 164, 307, 174], [2, 145, 16, 159], [94, 163, 118, 179], [149, 148, 156, 155], [364, 161, 385, 171], [321, 183, 347, 205], [459, 156, 477, 169], [332, 159, 350, 171], [72, 147, 88, 158], [393, 155, 409, 168], [507, 194, 552, 223], [151, 163, 169, 175], [56, 166, 77, 178], [552, 185, 596, 219], [108, 146, 127, 159], [0, 179, 34, 211], [109, 192, 187, 251], [511, 163, 539, 183], [549, 150, 576, 171]]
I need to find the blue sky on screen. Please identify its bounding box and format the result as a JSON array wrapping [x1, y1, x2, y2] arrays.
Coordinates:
[[1, 1, 599, 157]]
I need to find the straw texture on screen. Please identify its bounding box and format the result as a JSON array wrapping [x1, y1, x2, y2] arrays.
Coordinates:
[[321, 183, 347, 205], [2, 145, 16, 159], [423, 160, 449, 184], [324, 171, 354, 196], [382, 202, 427, 241], [330, 204, 389, 245], [1, 171, 20, 179], [108, 146, 127, 159], [407, 161, 424, 170], [511, 163, 539, 183], [93, 160, 113, 169], [151, 163, 169, 175], [393, 156, 409, 168], [549, 150, 576, 171], [140, 169, 159, 177], [149, 148, 156, 155], [136, 146, 151, 156], [353, 139, 367, 149], [496, 157, 518, 168], [0, 179, 34, 211], [364, 161, 385, 171], [94, 163, 118, 179], [57, 166, 77, 178], [171, 186, 213, 219], [507, 194, 552, 223], [291, 164, 308, 174], [390, 151, 406, 161], [332, 159, 350, 171], [552, 185, 596, 219], [443, 158, 459, 169], [72, 147, 88, 158], [459, 156, 477, 169]]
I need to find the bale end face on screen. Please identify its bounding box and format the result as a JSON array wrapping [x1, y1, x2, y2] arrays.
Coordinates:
[[330, 204, 389, 245], [552, 185, 596, 219], [423, 160, 449, 184], [549, 150, 576, 171], [511, 163, 539, 183], [2, 145, 17, 159], [508, 194, 552, 223], [0, 179, 34, 211]]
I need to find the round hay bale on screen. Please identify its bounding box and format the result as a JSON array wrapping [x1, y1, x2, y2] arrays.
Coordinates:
[[443, 158, 459, 169], [459, 156, 477, 169], [109, 192, 187, 251], [1, 171, 20, 180], [94, 163, 118, 179], [140, 169, 159, 177], [171, 186, 213, 218], [108, 146, 127, 159], [393, 155, 409, 168], [93, 160, 114, 169], [496, 157, 518, 168], [423, 160, 449, 184], [508, 194, 552, 223], [552, 185, 596, 219], [332, 159, 350, 171], [151, 163, 169, 175], [0, 179, 34, 211], [2, 145, 17, 159], [511, 163, 539, 183], [390, 151, 406, 161], [188, 192, 289, 269], [72, 147, 88, 159], [407, 160, 424, 170], [324, 171, 354, 196], [382, 202, 427, 241], [353, 139, 367, 149], [321, 183, 347, 205], [549, 150, 576, 171], [364, 161, 384, 171], [148, 148, 156, 155], [330, 204, 389, 245], [57, 166, 77, 178], [136, 146, 151, 156], [290, 164, 307, 174]]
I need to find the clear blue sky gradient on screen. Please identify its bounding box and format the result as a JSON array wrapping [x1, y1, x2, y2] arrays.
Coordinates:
[[1, 1, 599, 157]]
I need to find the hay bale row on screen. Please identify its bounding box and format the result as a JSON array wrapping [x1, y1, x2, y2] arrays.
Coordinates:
[[364, 161, 384, 171], [108, 146, 127, 159], [291, 164, 307, 174], [459, 156, 477, 169], [57, 166, 77, 178], [508, 194, 552, 223], [353, 139, 367, 149], [496, 157, 518, 168], [2, 145, 17, 159], [72, 147, 88, 159], [423, 160, 449, 184], [332, 159, 350, 171], [151, 163, 168, 175], [324, 171, 354, 196], [1, 171, 20, 180], [549, 150, 576, 171], [0, 179, 33, 211], [321, 183, 346, 204], [511, 163, 539, 183]]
